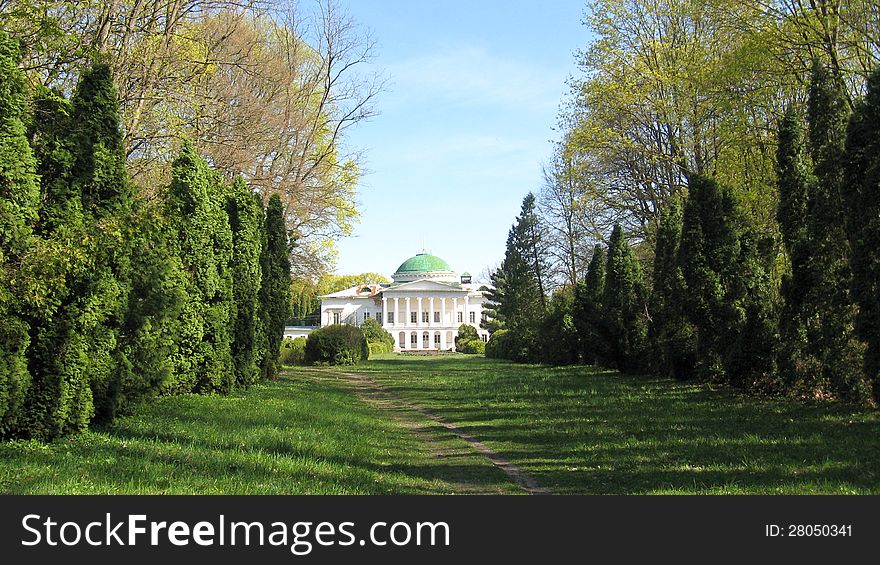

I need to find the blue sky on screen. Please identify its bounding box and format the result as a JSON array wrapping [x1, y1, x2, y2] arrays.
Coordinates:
[[333, 0, 590, 281]]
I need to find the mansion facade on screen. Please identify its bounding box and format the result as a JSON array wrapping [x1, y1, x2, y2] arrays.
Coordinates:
[[320, 253, 491, 351]]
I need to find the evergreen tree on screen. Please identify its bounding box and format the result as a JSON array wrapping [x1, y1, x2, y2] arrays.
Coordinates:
[[776, 107, 815, 389], [574, 245, 606, 365], [0, 32, 39, 435], [259, 194, 292, 380], [679, 175, 741, 381], [480, 268, 506, 334], [228, 176, 263, 387], [539, 287, 579, 365], [601, 224, 648, 372], [649, 197, 696, 379], [491, 194, 548, 361], [21, 61, 133, 437], [801, 60, 866, 401], [843, 65, 880, 404], [166, 142, 235, 394]]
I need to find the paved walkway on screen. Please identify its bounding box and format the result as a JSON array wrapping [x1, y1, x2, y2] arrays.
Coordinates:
[[332, 370, 550, 495]]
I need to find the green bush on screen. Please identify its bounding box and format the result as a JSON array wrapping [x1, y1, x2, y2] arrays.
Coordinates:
[[368, 341, 392, 356], [485, 329, 511, 359], [458, 339, 485, 355], [280, 337, 307, 366], [361, 317, 394, 349], [305, 325, 369, 366], [455, 324, 479, 350]]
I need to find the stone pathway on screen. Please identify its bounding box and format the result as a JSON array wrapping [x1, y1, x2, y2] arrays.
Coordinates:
[[331, 369, 551, 496]]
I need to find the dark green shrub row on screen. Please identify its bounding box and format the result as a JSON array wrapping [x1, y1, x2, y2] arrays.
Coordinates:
[[0, 35, 291, 440]]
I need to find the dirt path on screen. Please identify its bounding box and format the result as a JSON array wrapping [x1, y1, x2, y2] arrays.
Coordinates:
[[327, 369, 550, 496]]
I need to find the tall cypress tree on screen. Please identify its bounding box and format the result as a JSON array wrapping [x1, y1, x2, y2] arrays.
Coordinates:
[[259, 194, 291, 380], [679, 175, 740, 381], [68, 61, 133, 422], [776, 107, 815, 388], [574, 244, 606, 365], [802, 60, 866, 401], [601, 224, 648, 372], [229, 176, 263, 387], [21, 61, 133, 438], [843, 65, 880, 404], [166, 142, 234, 394], [0, 32, 39, 436], [650, 197, 696, 379]]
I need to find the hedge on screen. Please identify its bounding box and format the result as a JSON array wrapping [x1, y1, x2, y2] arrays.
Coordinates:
[[280, 337, 307, 366]]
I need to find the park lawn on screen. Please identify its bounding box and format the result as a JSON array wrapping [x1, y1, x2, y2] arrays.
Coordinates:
[[0, 369, 520, 494], [357, 354, 880, 494]]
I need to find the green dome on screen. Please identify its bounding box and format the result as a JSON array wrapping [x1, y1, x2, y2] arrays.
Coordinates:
[[394, 253, 452, 274]]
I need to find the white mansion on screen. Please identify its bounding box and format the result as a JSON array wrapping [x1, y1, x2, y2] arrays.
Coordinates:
[[319, 253, 491, 351]]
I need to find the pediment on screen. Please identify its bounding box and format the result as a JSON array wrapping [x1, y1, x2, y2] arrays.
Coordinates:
[[381, 279, 466, 294]]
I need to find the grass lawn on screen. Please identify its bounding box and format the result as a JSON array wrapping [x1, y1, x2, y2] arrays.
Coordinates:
[[356, 354, 880, 494], [0, 368, 519, 494], [3, 354, 878, 494]]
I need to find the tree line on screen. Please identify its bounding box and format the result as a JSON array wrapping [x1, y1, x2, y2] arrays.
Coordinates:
[[485, 1, 880, 406], [0, 33, 292, 440]]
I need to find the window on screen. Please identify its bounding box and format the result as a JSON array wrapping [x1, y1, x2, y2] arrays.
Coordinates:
[[387, 312, 394, 324], [364, 311, 371, 321], [411, 312, 417, 324], [481, 312, 488, 322], [481, 334, 488, 342], [434, 334, 441, 345], [422, 311, 429, 323], [470, 312, 476, 323], [332, 312, 340, 325], [457, 312, 463, 323], [422, 332, 429, 348], [399, 332, 405, 349], [411, 333, 418, 345], [434, 311, 440, 323]]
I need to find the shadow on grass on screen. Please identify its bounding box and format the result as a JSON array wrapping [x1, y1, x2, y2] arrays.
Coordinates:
[[349, 357, 880, 494]]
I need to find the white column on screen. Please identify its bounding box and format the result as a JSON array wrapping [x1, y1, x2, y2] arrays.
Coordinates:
[[453, 297, 458, 325], [429, 297, 435, 327], [405, 297, 410, 327], [440, 331, 446, 350], [441, 297, 447, 327], [394, 297, 399, 327], [417, 296, 422, 327], [382, 297, 387, 326], [464, 295, 470, 325]]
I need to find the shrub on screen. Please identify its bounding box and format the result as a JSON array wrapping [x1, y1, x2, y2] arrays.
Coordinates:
[[368, 341, 392, 356], [305, 325, 368, 366], [455, 324, 479, 350], [361, 317, 394, 349], [485, 329, 511, 359], [279, 337, 307, 366], [458, 339, 485, 355]]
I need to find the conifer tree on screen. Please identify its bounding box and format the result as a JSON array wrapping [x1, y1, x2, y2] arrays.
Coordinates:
[[802, 60, 866, 401], [574, 245, 606, 365], [259, 194, 292, 380], [0, 33, 39, 435], [776, 108, 815, 387], [480, 268, 506, 334], [679, 175, 740, 381], [229, 176, 263, 387], [601, 224, 648, 372], [22, 62, 133, 437], [843, 65, 880, 404], [166, 142, 234, 394], [650, 196, 696, 379], [491, 194, 548, 361]]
